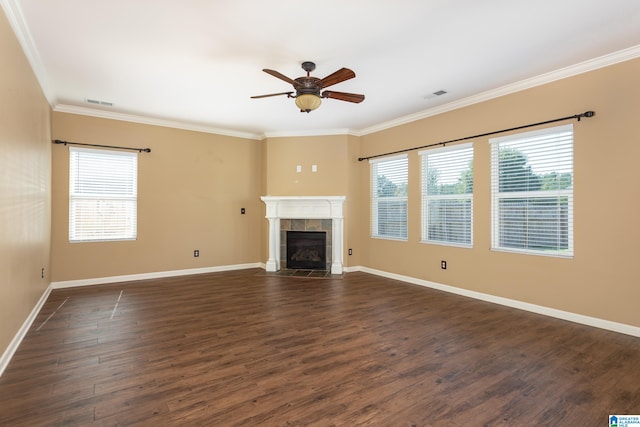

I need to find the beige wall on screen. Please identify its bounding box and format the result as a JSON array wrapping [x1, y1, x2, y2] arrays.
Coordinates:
[[345, 134, 363, 267], [51, 113, 262, 281], [0, 10, 51, 353], [359, 58, 640, 327], [263, 135, 350, 196]]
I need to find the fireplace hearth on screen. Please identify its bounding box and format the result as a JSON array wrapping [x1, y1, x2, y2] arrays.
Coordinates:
[[286, 231, 327, 270]]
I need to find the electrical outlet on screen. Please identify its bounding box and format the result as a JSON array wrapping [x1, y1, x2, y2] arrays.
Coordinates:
[[41, 267, 45, 279], [348, 248, 353, 256], [194, 250, 199, 257], [241, 208, 245, 214], [441, 260, 447, 270]]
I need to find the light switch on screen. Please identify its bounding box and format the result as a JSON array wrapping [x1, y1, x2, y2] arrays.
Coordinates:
[[312, 164, 317, 172], [296, 165, 302, 173]]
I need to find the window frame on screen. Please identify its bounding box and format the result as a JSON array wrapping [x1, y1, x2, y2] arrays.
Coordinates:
[[490, 124, 574, 258], [69, 147, 138, 243], [370, 154, 409, 241], [420, 142, 474, 248]]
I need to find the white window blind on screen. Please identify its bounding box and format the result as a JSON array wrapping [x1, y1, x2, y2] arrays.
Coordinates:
[[69, 147, 138, 242], [420, 143, 473, 247], [490, 124, 573, 257], [370, 154, 408, 240]]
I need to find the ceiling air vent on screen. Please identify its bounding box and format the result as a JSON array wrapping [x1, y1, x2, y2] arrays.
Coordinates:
[[85, 98, 113, 107], [423, 90, 448, 100]]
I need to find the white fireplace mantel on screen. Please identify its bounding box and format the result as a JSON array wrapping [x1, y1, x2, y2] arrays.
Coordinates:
[[261, 196, 345, 274]]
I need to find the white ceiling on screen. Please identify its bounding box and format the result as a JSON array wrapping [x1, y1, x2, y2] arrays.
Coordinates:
[[3, 0, 640, 139]]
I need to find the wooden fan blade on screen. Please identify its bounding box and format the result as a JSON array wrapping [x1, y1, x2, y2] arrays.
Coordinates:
[[321, 90, 365, 103], [318, 68, 355, 89], [251, 92, 294, 99], [262, 69, 302, 88]]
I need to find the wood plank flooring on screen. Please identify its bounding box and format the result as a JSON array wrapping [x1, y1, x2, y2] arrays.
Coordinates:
[[1, 269, 639, 426]]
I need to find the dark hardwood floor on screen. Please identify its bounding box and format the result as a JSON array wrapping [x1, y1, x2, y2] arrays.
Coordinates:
[[1, 269, 639, 426]]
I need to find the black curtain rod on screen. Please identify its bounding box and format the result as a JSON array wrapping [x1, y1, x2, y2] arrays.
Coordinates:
[[357, 110, 595, 162], [53, 139, 151, 153]]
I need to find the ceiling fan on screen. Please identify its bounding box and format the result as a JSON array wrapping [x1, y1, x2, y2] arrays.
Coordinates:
[[251, 61, 365, 113]]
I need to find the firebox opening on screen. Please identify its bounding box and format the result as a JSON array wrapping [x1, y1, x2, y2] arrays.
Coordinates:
[[286, 231, 327, 270]]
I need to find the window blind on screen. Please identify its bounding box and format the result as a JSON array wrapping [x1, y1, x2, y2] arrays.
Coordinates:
[[490, 124, 573, 257], [370, 154, 408, 240], [69, 147, 138, 242], [420, 143, 473, 246]]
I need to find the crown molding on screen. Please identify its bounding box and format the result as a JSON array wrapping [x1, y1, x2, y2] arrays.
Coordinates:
[[54, 104, 359, 140], [359, 44, 640, 136], [53, 104, 263, 140], [1, 0, 54, 105], [262, 128, 358, 139]]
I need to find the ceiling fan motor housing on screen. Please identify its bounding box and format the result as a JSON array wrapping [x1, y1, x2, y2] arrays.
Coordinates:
[[294, 77, 322, 96]]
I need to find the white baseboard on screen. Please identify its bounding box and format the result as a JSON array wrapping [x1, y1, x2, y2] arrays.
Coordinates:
[[0, 284, 53, 377], [349, 266, 640, 338], [50, 263, 262, 289]]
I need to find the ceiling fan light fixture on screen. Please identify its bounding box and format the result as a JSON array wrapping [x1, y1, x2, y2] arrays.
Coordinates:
[[295, 93, 321, 113], [252, 62, 363, 113]]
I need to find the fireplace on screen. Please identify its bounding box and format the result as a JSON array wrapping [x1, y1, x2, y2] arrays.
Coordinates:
[[261, 196, 345, 274], [286, 231, 327, 270]]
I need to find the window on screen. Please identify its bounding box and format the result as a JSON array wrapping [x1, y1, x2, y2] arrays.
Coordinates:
[[490, 124, 573, 257], [370, 154, 408, 240], [69, 147, 138, 242], [420, 143, 473, 247]]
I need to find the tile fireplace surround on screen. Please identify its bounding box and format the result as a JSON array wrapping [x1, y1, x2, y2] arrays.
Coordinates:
[[261, 196, 345, 275]]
